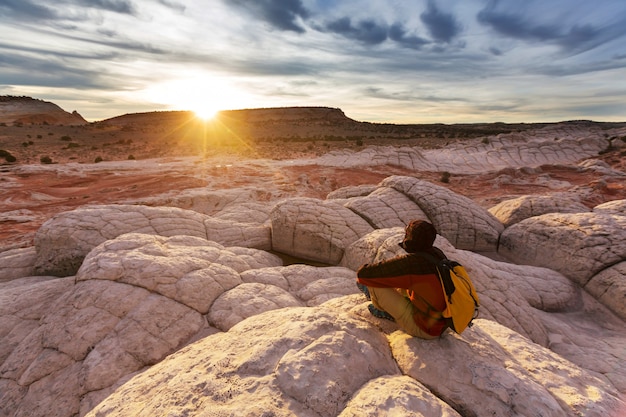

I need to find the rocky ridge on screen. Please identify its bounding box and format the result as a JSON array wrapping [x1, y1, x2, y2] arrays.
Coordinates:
[[0, 96, 87, 126], [0, 113, 626, 416]]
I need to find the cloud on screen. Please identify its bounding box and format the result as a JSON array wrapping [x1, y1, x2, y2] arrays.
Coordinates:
[[228, 0, 310, 33], [0, 49, 110, 89], [477, 1, 626, 55], [388, 23, 429, 50], [321, 18, 434, 50], [477, 5, 559, 42], [74, 0, 136, 15], [156, 0, 185, 13], [324, 17, 388, 45], [0, 0, 59, 20], [420, 0, 461, 43], [0, 0, 138, 23]]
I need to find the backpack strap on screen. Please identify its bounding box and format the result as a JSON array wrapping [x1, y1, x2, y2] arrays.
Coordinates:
[[416, 251, 456, 300]]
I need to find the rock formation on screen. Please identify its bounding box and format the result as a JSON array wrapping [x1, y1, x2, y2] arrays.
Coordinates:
[[0, 96, 87, 126], [1, 122, 626, 417]]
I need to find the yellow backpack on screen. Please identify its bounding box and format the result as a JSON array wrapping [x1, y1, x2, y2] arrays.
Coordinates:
[[420, 253, 480, 334]]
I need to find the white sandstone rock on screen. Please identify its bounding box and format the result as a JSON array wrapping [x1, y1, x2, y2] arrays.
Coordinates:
[[208, 282, 302, 330], [499, 211, 626, 286], [489, 194, 590, 227], [0, 247, 36, 282], [326, 184, 378, 200], [594, 199, 626, 215], [390, 319, 624, 417], [33, 204, 210, 276], [204, 216, 271, 250], [584, 261, 626, 321], [382, 176, 504, 251], [87, 307, 401, 417], [270, 197, 374, 264], [339, 375, 462, 416], [85, 304, 625, 417], [343, 186, 429, 229]]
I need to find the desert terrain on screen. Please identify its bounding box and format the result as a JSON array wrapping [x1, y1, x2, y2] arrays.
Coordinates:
[[2, 98, 625, 253], [1, 96, 626, 416]]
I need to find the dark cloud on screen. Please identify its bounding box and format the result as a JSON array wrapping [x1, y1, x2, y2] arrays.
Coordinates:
[[325, 17, 388, 45], [477, 2, 626, 55], [0, 0, 59, 20], [0, 0, 137, 22], [0, 49, 111, 89], [477, 6, 559, 42], [322, 18, 433, 50], [389, 23, 429, 50], [156, 0, 185, 13], [74, 0, 136, 15], [228, 0, 309, 33], [420, 0, 461, 43]]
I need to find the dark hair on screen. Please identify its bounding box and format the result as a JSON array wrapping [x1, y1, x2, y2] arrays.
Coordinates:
[[400, 220, 437, 253]]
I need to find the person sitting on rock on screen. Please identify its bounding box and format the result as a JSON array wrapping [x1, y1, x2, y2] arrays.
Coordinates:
[[356, 220, 449, 339]]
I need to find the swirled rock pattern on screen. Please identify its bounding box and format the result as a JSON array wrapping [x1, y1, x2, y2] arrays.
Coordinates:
[[313, 125, 610, 174]]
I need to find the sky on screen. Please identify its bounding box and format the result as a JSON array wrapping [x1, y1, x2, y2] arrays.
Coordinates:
[[1, 0, 626, 124]]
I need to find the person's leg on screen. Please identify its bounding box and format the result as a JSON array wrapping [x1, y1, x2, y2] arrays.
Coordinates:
[[369, 287, 437, 339]]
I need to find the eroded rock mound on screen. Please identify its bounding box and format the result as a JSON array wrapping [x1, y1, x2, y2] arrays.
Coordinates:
[[33, 204, 272, 277], [2, 171, 626, 417], [270, 197, 374, 264], [489, 194, 590, 227], [499, 211, 626, 286], [85, 304, 625, 417], [381, 176, 504, 251], [585, 261, 626, 321]]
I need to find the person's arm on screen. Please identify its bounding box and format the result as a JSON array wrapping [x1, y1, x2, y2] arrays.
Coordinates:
[[357, 255, 435, 289]]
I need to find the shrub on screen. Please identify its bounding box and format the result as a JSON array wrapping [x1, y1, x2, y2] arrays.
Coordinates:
[[94, 156, 103, 163], [440, 171, 451, 183], [481, 138, 489, 145], [66, 142, 80, 148], [0, 149, 17, 162], [60, 135, 72, 141], [128, 154, 136, 160], [40, 156, 53, 164]]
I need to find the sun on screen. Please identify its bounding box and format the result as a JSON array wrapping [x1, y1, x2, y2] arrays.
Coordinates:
[[193, 106, 218, 121], [141, 72, 252, 121]]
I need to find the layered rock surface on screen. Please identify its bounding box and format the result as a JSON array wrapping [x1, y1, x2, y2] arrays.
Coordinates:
[[1, 125, 626, 417]]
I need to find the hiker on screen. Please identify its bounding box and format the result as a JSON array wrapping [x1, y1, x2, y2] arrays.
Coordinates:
[[356, 220, 449, 339]]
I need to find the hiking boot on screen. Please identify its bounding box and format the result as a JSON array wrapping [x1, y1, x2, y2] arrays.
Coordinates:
[[356, 282, 370, 300], [368, 304, 395, 321]]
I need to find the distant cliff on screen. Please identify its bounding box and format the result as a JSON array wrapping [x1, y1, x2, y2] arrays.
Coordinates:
[[0, 96, 88, 126]]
